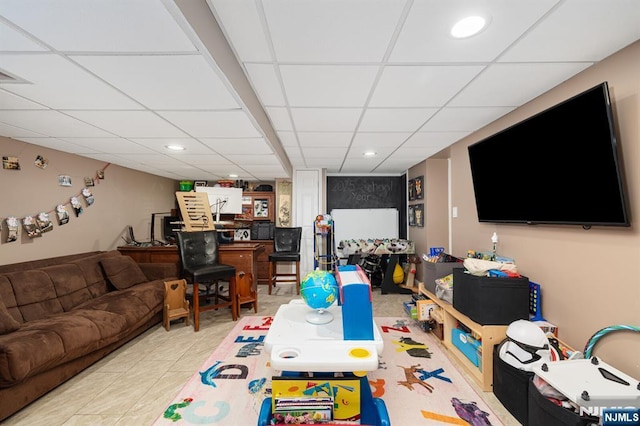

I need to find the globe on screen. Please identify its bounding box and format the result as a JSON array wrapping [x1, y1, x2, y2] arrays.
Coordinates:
[[300, 270, 339, 324]]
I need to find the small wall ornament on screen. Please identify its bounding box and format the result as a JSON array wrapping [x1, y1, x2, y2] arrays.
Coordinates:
[[5, 217, 19, 242]]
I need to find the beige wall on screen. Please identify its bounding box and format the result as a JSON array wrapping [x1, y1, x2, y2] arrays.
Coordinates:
[[443, 40, 639, 377], [0, 137, 178, 264], [408, 158, 450, 282]]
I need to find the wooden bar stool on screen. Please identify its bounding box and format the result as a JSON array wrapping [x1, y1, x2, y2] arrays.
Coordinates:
[[268, 227, 302, 295]]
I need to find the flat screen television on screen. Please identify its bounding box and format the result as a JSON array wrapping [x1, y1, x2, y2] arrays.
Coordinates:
[[468, 81, 629, 227]]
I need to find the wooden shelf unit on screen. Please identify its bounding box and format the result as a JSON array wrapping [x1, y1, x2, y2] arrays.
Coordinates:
[[418, 282, 507, 391], [236, 191, 275, 222]]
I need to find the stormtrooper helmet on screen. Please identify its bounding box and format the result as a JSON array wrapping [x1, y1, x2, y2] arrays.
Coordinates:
[[499, 319, 553, 371]]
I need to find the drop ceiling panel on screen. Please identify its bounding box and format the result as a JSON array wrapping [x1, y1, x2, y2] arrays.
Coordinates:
[[1, 110, 114, 137], [0, 21, 47, 51], [359, 108, 438, 132], [302, 146, 348, 158], [450, 62, 592, 107], [0, 89, 47, 109], [65, 110, 187, 138], [500, 0, 640, 62], [73, 55, 240, 109], [290, 108, 362, 132], [0, 122, 45, 138], [0, 54, 142, 109], [55, 137, 159, 154], [370, 65, 485, 107], [276, 131, 298, 147], [261, 0, 406, 62], [244, 64, 286, 106], [280, 65, 379, 107], [421, 107, 515, 132], [158, 110, 261, 138], [265, 107, 293, 131], [128, 137, 214, 155], [226, 154, 278, 165], [199, 137, 273, 154], [405, 131, 470, 147], [0, 0, 197, 52], [351, 132, 412, 147], [208, 0, 273, 62], [296, 132, 353, 147], [12, 137, 100, 154], [163, 154, 232, 166], [390, 0, 559, 63]]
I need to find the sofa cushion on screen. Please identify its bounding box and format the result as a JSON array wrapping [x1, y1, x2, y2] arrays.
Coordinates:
[[4, 271, 64, 322], [69, 251, 120, 297], [0, 275, 22, 323], [41, 264, 92, 311], [100, 256, 148, 290], [0, 299, 20, 335]]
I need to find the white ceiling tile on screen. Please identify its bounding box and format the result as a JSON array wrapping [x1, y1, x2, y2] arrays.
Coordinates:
[[337, 159, 377, 173], [405, 131, 469, 148], [421, 107, 514, 132], [114, 153, 177, 165], [72, 55, 239, 109], [128, 138, 215, 155], [0, 0, 197, 52], [0, 21, 47, 51], [370, 65, 484, 107], [283, 144, 303, 158], [304, 157, 344, 169], [158, 110, 261, 138], [390, 0, 559, 62], [297, 132, 353, 147], [351, 132, 412, 147], [56, 137, 158, 154], [65, 110, 187, 138], [450, 63, 592, 107], [280, 65, 378, 107], [199, 137, 273, 154], [359, 108, 438, 132], [1, 110, 114, 137], [500, 0, 640, 62], [244, 64, 286, 106], [276, 131, 298, 147], [162, 154, 232, 166], [265, 107, 293, 131], [346, 145, 396, 159], [226, 154, 278, 165], [301, 146, 348, 158], [0, 89, 47, 109], [392, 146, 445, 160], [0, 123, 45, 138], [262, 0, 406, 62], [208, 0, 273, 62], [0, 54, 142, 109], [12, 137, 100, 154], [290, 108, 362, 132]]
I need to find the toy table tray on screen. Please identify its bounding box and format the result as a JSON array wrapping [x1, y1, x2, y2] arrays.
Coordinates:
[[265, 300, 383, 373], [532, 358, 640, 407]]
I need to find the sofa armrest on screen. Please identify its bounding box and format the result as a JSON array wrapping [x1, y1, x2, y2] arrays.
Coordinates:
[[138, 263, 179, 281]]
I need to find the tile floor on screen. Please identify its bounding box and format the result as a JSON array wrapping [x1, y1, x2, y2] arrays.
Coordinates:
[[3, 285, 520, 425]]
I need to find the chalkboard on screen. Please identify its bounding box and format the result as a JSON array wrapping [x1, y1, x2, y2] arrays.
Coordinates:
[[327, 176, 403, 211]]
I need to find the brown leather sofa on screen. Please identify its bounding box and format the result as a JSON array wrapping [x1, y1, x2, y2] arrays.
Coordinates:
[[0, 250, 178, 421]]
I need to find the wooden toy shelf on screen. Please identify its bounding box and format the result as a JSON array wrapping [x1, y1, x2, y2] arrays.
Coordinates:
[[418, 282, 507, 392]]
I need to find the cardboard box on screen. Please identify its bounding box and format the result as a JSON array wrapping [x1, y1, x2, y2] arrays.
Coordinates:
[[416, 299, 437, 321]]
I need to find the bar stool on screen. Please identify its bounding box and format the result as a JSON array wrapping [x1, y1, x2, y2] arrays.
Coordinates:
[[268, 227, 302, 295]]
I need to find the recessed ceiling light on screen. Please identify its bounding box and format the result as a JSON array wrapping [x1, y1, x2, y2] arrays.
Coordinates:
[[229, 174, 238, 178], [165, 144, 185, 151], [451, 16, 486, 38], [363, 151, 377, 157]]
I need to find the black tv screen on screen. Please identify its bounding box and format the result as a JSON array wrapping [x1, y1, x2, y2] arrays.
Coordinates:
[[468, 82, 629, 227]]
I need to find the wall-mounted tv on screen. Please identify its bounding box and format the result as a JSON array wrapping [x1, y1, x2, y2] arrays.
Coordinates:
[[468, 82, 629, 227]]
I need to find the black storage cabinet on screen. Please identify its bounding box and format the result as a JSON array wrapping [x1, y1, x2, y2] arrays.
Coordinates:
[[452, 268, 529, 325], [493, 343, 533, 425]]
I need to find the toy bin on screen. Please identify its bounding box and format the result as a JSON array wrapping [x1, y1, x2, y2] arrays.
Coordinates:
[[527, 380, 599, 426], [453, 269, 529, 325], [451, 328, 482, 368], [492, 343, 533, 425], [423, 261, 464, 294]]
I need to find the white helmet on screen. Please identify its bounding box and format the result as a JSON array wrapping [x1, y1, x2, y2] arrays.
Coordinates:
[[499, 320, 553, 371]]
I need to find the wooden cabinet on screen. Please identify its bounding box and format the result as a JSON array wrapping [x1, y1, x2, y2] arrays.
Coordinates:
[[418, 282, 507, 392], [237, 191, 275, 223], [250, 239, 274, 288]]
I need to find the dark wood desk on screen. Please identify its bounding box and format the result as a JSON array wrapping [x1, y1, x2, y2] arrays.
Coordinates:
[[117, 243, 264, 316]]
